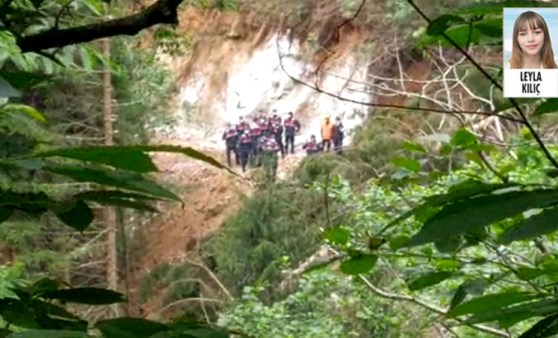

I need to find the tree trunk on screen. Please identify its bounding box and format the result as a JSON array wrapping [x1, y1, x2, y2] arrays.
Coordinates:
[[102, 36, 121, 318]]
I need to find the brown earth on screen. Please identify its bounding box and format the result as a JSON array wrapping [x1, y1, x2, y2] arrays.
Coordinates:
[[127, 136, 305, 316]]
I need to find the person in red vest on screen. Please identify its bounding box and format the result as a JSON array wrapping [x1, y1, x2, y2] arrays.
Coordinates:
[[283, 111, 301, 154], [302, 135, 322, 156], [235, 116, 249, 135], [270, 109, 282, 125]]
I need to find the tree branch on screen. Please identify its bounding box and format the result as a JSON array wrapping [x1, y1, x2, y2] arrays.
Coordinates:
[[17, 0, 184, 53], [404, 0, 558, 170], [323, 247, 510, 338]]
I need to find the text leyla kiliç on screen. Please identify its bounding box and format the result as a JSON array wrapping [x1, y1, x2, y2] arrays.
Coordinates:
[[520, 71, 542, 95]]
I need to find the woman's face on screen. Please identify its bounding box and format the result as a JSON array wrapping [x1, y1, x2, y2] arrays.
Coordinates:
[[517, 24, 545, 56]]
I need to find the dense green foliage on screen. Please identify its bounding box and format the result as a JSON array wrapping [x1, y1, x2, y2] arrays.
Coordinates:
[[0, 0, 233, 336], [201, 184, 337, 298]]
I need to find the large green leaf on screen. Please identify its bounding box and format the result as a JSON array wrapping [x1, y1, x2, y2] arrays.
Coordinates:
[[498, 207, 558, 244], [323, 227, 350, 245], [26, 299, 87, 332], [451, 128, 478, 149], [465, 298, 558, 325], [0, 71, 47, 91], [339, 254, 377, 275], [518, 314, 558, 338], [406, 188, 558, 247], [402, 141, 427, 154], [450, 284, 468, 310], [419, 21, 501, 49], [36, 145, 235, 174], [0, 76, 20, 98], [34, 301, 83, 322], [0, 190, 53, 215], [35, 147, 158, 173], [29, 278, 60, 295], [535, 99, 558, 116], [95, 318, 169, 338], [180, 328, 229, 338], [44, 165, 180, 201], [392, 157, 421, 173], [449, 279, 489, 310], [426, 14, 465, 36], [0, 207, 14, 224], [74, 190, 159, 212], [1, 104, 46, 123], [447, 292, 545, 318], [45, 288, 126, 305], [55, 200, 94, 231], [0, 299, 39, 328], [158, 320, 230, 338], [380, 180, 517, 234], [6, 330, 89, 338], [132, 145, 235, 174], [434, 235, 462, 254], [407, 271, 452, 291]]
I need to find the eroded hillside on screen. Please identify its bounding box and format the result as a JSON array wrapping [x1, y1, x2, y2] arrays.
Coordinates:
[[129, 1, 432, 316]]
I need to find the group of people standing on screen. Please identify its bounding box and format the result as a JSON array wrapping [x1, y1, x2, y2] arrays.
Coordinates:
[[222, 109, 344, 181]]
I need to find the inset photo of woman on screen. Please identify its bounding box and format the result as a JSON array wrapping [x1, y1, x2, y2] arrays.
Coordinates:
[[504, 8, 558, 69]]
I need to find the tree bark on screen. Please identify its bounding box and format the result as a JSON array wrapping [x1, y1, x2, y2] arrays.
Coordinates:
[[102, 36, 120, 318]]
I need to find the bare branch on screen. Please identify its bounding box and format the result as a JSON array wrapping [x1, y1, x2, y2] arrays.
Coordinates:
[[314, 0, 368, 86], [156, 297, 221, 315], [405, 0, 558, 170], [17, 0, 184, 53], [275, 40, 523, 124], [181, 257, 233, 300]]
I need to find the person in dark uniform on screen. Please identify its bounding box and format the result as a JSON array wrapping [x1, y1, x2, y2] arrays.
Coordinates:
[[333, 116, 344, 154], [258, 116, 270, 137], [237, 131, 253, 173], [283, 112, 301, 154], [222, 122, 239, 167], [270, 121, 285, 158]]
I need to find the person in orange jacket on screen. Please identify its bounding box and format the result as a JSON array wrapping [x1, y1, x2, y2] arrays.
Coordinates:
[[321, 115, 334, 151]]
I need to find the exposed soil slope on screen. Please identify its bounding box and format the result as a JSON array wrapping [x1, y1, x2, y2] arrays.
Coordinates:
[[128, 135, 305, 316]]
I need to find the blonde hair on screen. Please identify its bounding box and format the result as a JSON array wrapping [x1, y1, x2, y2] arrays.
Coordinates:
[[510, 11, 557, 69]]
